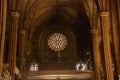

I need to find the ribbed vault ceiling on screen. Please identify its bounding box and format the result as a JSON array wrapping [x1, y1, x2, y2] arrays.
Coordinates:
[[6, 0, 98, 66], [7, 0, 96, 55], [18, 0, 93, 29], [6, 0, 98, 49], [9, 0, 96, 41], [7, 0, 98, 34]]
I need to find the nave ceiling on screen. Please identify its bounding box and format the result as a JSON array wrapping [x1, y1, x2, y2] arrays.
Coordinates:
[[6, 0, 100, 65]]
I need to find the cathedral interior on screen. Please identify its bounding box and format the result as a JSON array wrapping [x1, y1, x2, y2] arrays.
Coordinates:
[[0, 0, 120, 80]]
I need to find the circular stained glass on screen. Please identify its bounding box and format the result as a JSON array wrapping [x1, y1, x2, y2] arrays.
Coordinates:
[[48, 33, 67, 52]]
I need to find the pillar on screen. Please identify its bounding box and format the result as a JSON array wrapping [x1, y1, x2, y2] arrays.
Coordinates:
[[91, 29, 101, 80], [0, 0, 7, 76], [110, 0, 120, 79], [99, 11, 114, 80], [18, 30, 26, 72], [8, 11, 20, 80]]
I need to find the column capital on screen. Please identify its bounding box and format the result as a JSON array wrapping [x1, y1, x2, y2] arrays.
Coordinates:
[[90, 29, 100, 34], [99, 11, 109, 17], [11, 11, 20, 17]]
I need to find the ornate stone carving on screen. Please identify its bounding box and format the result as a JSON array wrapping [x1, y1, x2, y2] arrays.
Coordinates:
[[1, 69, 11, 80]]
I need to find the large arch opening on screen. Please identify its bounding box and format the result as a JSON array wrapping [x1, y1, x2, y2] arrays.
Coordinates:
[[11, 0, 97, 79], [25, 5, 93, 70]]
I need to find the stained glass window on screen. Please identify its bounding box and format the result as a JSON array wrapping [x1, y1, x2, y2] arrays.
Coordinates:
[[48, 33, 67, 51]]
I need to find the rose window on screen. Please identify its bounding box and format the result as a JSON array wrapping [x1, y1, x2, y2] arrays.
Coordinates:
[[48, 33, 67, 51]]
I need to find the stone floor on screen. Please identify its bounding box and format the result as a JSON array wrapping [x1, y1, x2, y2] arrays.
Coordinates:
[[23, 70, 94, 80]]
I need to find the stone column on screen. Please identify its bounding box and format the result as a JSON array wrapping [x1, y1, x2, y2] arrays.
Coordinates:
[[0, 0, 7, 76], [18, 30, 26, 72], [99, 11, 114, 80], [110, 0, 120, 79], [91, 29, 101, 80], [8, 11, 20, 80]]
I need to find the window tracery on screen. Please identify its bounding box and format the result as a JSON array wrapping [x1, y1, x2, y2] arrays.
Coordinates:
[[48, 33, 67, 52]]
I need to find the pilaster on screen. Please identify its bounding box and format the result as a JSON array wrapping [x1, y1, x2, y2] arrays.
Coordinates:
[[8, 11, 20, 80], [110, 0, 120, 79], [99, 11, 114, 80], [18, 30, 26, 72], [0, 0, 7, 76], [91, 29, 101, 80]]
